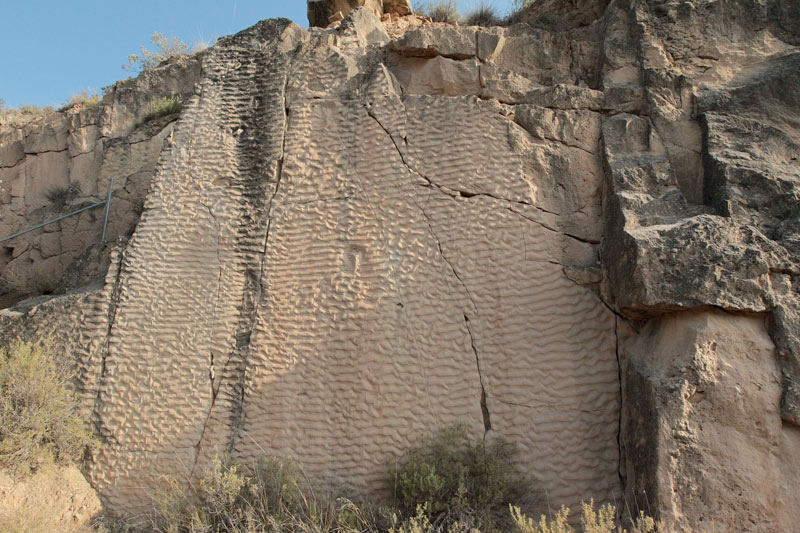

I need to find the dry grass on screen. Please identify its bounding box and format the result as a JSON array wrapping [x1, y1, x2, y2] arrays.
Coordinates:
[[504, 0, 534, 25], [60, 90, 101, 111], [141, 455, 391, 532], [510, 501, 659, 533], [0, 104, 56, 127]]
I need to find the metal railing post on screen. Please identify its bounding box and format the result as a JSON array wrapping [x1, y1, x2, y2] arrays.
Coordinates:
[[100, 177, 114, 243]]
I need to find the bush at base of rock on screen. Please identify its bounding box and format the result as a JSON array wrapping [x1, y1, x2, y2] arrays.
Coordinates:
[[0, 341, 95, 476]]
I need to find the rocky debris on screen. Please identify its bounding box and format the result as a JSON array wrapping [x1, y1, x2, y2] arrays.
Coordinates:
[[1, 0, 799, 530], [308, 0, 413, 27]]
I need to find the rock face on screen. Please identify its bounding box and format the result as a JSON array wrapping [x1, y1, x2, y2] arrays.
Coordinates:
[[0, 1, 798, 530], [0, 57, 201, 306], [621, 311, 794, 531]]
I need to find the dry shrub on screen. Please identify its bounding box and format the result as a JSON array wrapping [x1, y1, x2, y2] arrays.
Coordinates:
[[109, 426, 660, 533], [464, 3, 500, 26], [60, 90, 101, 111], [0, 341, 95, 476], [125, 33, 190, 73], [45, 183, 82, 208], [148, 456, 389, 532], [415, 1, 460, 23], [390, 424, 534, 532], [510, 500, 659, 533]]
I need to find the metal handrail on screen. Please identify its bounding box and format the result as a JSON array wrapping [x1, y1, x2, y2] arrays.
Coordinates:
[[0, 178, 114, 245]]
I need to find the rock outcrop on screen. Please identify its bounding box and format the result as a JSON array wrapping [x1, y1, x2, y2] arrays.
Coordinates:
[[308, 0, 412, 27], [1, 0, 798, 530]]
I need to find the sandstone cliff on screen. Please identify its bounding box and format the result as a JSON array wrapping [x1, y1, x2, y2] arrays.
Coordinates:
[[0, 0, 798, 531]]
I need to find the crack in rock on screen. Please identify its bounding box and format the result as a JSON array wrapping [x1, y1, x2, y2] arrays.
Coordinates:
[[465, 313, 491, 434]]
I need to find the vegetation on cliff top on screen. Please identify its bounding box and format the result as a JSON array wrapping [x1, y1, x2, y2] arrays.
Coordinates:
[[414, 0, 534, 26], [124, 32, 208, 74]]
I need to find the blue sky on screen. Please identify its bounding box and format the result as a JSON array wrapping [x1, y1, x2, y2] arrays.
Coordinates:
[[0, 1, 516, 109]]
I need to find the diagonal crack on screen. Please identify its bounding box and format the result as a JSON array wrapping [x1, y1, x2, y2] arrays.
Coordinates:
[[87, 243, 126, 447], [364, 104, 481, 316], [363, 107, 560, 218], [361, 111, 595, 247], [465, 314, 491, 435], [411, 179, 600, 245], [366, 104, 493, 430]]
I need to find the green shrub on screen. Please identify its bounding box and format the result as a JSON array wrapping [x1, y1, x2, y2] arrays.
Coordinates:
[[140, 95, 183, 124], [120, 426, 660, 533], [390, 424, 533, 531], [464, 3, 500, 26], [0, 341, 95, 476], [125, 33, 190, 74], [416, 1, 460, 23]]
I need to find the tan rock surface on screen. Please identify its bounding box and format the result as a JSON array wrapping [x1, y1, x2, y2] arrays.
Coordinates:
[[53, 11, 621, 516], [0, 0, 798, 528], [308, 0, 413, 28], [621, 311, 786, 532], [0, 465, 101, 532]]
